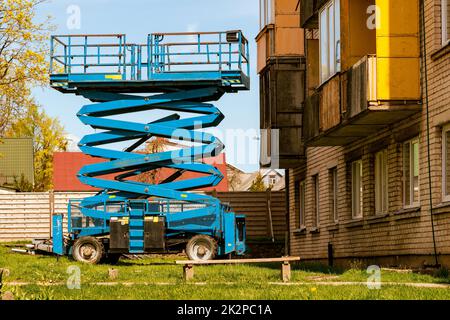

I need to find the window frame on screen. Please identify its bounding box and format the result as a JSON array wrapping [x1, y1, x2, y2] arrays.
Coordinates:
[[442, 124, 450, 202], [403, 137, 420, 208], [330, 167, 338, 223], [299, 180, 306, 228], [442, 0, 450, 46], [319, 0, 341, 84], [375, 149, 389, 215], [351, 159, 363, 219], [259, 0, 275, 30], [312, 174, 320, 227]]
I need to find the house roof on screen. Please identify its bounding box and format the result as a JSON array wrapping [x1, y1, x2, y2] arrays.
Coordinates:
[[53, 152, 229, 192]]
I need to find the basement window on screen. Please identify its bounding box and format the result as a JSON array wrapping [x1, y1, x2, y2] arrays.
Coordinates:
[[319, 0, 341, 83], [442, 0, 450, 46], [442, 125, 450, 202], [375, 149, 389, 214], [351, 159, 363, 219], [403, 138, 420, 208]]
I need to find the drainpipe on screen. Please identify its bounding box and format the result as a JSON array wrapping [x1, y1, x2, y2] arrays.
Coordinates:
[[420, 0, 439, 267], [284, 170, 290, 256]]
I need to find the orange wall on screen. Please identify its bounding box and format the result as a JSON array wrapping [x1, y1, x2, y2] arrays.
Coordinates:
[[256, 0, 305, 73]]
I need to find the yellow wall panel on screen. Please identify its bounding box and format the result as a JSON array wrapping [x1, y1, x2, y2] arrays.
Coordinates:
[[275, 14, 300, 28], [275, 0, 299, 14], [275, 28, 305, 56], [257, 33, 268, 74], [376, 36, 420, 58], [375, 0, 420, 101], [376, 0, 419, 36], [376, 58, 421, 100]]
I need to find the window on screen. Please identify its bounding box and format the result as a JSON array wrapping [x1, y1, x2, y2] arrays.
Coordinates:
[[259, 0, 274, 30], [403, 138, 420, 207], [299, 180, 306, 227], [319, 0, 341, 83], [442, 0, 450, 45], [269, 174, 277, 185], [442, 125, 450, 202], [375, 149, 389, 214], [330, 167, 338, 222], [351, 160, 363, 219], [312, 175, 320, 227]]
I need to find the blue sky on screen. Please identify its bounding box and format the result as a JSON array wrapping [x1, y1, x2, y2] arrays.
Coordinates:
[[33, 0, 261, 172]]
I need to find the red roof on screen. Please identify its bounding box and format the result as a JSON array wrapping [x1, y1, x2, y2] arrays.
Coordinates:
[[53, 152, 229, 192]]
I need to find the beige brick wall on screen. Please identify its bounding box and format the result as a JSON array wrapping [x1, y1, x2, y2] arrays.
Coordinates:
[[288, 0, 450, 267]]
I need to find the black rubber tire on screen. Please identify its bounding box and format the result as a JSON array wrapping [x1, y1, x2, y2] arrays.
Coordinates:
[[72, 237, 104, 264], [185, 235, 217, 261], [103, 253, 121, 265]]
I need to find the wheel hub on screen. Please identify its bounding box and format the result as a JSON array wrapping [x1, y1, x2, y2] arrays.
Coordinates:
[[80, 244, 96, 259]]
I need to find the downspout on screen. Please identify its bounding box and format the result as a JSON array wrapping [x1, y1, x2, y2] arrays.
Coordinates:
[[420, 0, 439, 267], [284, 170, 290, 256]]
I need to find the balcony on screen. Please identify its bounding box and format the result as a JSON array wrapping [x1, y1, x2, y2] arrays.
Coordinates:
[[260, 57, 306, 168], [303, 55, 422, 146]]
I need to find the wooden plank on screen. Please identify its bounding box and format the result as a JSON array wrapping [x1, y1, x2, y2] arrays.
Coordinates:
[[176, 257, 300, 265]]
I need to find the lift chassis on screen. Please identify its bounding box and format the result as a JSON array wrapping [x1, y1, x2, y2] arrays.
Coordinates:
[[35, 31, 250, 263]]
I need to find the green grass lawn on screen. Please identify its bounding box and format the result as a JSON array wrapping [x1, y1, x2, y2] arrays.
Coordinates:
[[1, 244, 450, 300]]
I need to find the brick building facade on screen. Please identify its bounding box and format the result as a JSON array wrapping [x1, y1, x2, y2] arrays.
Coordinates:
[[258, 0, 450, 267]]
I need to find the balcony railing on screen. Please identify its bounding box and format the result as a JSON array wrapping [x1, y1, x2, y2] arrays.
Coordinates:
[[303, 55, 421, 146]]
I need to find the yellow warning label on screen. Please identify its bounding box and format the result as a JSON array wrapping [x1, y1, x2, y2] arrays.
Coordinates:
[[109, 195, 116, 199], [105, 74, 122, 80], [181, 194, 188, 198]]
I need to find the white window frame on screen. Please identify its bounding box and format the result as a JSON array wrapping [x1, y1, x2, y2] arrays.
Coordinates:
[[375, 149, 389, 215], [403, 137, 420, 208], [259, 0, 275, 30], [442, 0, 450, 46], [269, 175, 277, 185], [299, 180, 306, 227], [330, 167, 338, 222], [351, 160, 363, 219], [312, 175, 320, 227], [319, 0, 341, 84], [442, 125, 450, 202]]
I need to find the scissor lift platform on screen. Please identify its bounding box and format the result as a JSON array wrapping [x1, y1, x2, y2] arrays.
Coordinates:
[[50, 32, 250, 94], [43, 31, 250, 262]]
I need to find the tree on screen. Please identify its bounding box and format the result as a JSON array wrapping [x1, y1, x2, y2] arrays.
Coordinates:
[[0, 0, 52, 136], [249, 172, 267, 192], [227, 169, 242, 191], [5, 104, 67, 191], [136, 137, 169, 184]]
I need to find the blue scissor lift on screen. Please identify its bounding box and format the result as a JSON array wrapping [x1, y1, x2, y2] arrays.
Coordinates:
[[44, 31, 250, 263]]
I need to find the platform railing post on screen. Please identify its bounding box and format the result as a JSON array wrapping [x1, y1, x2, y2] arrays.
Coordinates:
[[50, 36, 54, 74], [67, 36, 72, 74], [84, 36, 87, 73], [219, 33, 222, 71]]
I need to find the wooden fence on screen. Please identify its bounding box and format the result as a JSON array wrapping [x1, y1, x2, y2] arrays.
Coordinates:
[[0, 191, 287, 242]]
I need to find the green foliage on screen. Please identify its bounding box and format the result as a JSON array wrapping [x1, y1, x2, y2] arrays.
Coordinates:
[[13, 173, 34, 192], [0, 0, 53, 136], [5, 105, 67, 191], [249, 172, 267, 192]]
